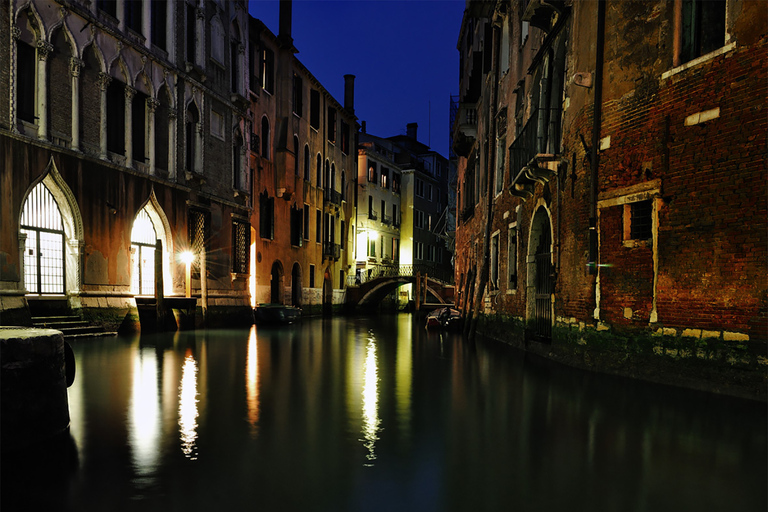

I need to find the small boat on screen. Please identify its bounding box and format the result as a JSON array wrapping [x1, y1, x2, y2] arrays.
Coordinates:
[[254, 303, 302, 325], [425, 307, 463, 331]]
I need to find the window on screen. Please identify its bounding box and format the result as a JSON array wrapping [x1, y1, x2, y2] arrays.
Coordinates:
[[415, 178, 425, 198], [309, 264, 315, 288], [303, 204, 310, 241], [427, 184, 433, 201], [232, 220, 249, 274], [97, 0, 117, 17], [368, 196, 376, 219], [132, 91, 148, 162], [21, 183, 65, 295], [106, 80, 125, 154], [186, 103, 199, 172], [233, 133, 243, 190], [293, 74, 303, 117], [392, 204, 398, 226], [304, 145, 311, 181], [131, 209, 156, 295], [341, 121, 350, 154], [415, 242, 423, 260], [380, 168, 389, 189], [249, 40, 258, 92], [341, 171, 346, 201], [508, 223, 518, 289], [310, 89, 320, 129], [327, 107, 337, 143], [427, 245, 436, 262], [293, 136, 300, 175], [290, 204, 303, 247], [381, 200, 386, 222], [261, 48, 274, 93], [259, 191, 274, 239], [490, 232, 499, 291], [368, 162, 378, 183], [495, 136, 506, 195], [679, 0, 726, 65], [415, 210, 425, 229], [150, 0, 167, 50], [392, 173, 401, 194], [315, 210, 322, 243], [211, 110, 224, 139], [316, 154, 322, 187], [125, 0, 143, 34], [211, 16, 225, 64], [369, 237, 376, 257], [392, 238, 399, 261], [230, 29, 241, 95], [261, 117, 270, 159], [17, 41, 36, 123], [186, 2, 196, 63], [188, 208, 209, 279], [628, 200, 653, 241]]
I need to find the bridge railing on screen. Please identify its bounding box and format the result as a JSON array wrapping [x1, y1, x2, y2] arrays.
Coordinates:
[[347, 263, 454, 286]]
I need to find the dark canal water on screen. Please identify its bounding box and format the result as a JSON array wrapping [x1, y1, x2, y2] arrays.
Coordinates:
[[3, 314, 766, 511]]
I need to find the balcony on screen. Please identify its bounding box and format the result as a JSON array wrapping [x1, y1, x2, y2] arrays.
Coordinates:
[[323, 242, 341, 261], [368, 210, 378, 221], [452, 99, 478, 158], [508, 108, 562, 201], [522, 0, 567, 31], [323, 189, 341, 206], [381, 213, 392, 225]]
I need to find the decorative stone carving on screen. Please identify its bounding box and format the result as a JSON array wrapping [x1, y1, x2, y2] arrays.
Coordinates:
[[124, 85, 136, 100], [70, 57, 84, 77], [37, 41, 54, 60], [147, 98, 160, 113], [12, 26, 21, 40], [97, 72, 112, 90], [168, 108, 178, 120]]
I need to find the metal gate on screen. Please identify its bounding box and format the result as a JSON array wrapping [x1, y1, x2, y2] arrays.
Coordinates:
[[534, 229, 553, 341], [21, 183, 65, 295]]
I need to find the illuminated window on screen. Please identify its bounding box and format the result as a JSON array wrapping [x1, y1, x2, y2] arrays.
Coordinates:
[[21, 183, 65, 295], [131, 208, 157, 295]]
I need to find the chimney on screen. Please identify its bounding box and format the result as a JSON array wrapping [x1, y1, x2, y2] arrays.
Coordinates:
[[344, 74, 355, 115], [407, 122, 418, 140], [361, 120, 366, 133], [278, 0, 293, 47]]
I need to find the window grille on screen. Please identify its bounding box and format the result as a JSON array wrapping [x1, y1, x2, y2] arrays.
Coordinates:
[[232, 220, 249, 274], [630, 200, 653, 241], [131, 208, 157, 295], [189, 209, 208, 278], [20, 182, 65, 295]]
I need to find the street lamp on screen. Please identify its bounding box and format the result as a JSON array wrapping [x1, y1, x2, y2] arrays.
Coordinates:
[[180, 251, 195, 298]]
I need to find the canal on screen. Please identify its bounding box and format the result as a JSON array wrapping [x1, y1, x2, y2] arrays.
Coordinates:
[[3, 313, 766, 511]]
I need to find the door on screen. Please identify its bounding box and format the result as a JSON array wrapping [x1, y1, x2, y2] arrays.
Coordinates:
[[534, 228, 553, 340], [20, 183, 66, 295]]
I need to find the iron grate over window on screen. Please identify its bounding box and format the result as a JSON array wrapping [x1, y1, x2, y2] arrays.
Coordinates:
[[232, 220, 249, 274], [630, 199, 653, 241], [189, 209, 209, 279]]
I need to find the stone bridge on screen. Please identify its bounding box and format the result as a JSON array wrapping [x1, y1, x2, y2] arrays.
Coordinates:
[[345, 264, 455, 309]]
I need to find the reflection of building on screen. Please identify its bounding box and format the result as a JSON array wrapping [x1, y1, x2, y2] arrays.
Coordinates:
[[1, 0, 253, 327], [247, 3, 357, 314], [454, 1, 766, 390]]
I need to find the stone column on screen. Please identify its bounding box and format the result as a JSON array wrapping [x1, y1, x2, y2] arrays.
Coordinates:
[[36, 41, 53, 141], [97, 72, 112, 158], [168, 108, 178, 180], [147, 98, 160, 175], [124, 85, 136, 168], [70, 58, 84, 151], [196, 7, 205, 67]]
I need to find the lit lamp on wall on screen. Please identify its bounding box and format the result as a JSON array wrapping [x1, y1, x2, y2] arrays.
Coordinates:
[[180, 251, 195, 298]]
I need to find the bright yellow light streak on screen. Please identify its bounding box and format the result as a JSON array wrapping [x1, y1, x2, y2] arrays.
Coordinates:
[[129, 347, 160, 477], [178, 351, 199, 459], [246, 326, 260, 435], [361, 337, 380, 464]]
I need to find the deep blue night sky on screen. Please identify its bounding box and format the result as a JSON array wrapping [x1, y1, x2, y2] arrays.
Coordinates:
[[248, 0, 466, 158]]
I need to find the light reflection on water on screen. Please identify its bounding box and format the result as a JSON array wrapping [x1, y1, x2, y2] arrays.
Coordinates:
[[5, 314, 764, 512], [178, 349, 199, 460], [361, 336, 380, 465]]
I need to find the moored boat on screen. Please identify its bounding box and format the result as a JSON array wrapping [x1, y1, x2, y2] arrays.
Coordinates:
[[425, 307, 463, 331], [254, 303, 302, 325]]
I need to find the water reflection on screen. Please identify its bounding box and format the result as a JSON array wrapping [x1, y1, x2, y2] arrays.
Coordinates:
[[246, 326, 260, 435], [361, 337, 380, 465], [178, 348, 199, 459], [395, 316, 412, 437], [128, 346, 161, 482]]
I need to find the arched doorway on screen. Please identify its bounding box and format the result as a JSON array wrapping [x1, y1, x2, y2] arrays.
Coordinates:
[[291, 263, 302, 307], [270, 261, 284, 304], [131, 208, 156, 295], [528, 206, 554, 341], [20, 182, 65, 294]]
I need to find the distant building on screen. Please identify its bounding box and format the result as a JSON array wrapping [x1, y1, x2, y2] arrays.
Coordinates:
[[454, 0, 766, 396]]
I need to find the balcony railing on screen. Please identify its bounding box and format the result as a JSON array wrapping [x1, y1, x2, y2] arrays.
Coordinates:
[[368, 210, 378, 221], [347, 263, 454, 286], [323, 242, 341, 261], [509, 107, 562, 200], [323, 189, 341, 206], [381, 213, 392, 225]]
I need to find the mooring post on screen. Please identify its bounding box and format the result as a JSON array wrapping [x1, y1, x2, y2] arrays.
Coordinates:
[[200, 248, 208, 326], [415, 272, 421, 311], [155, 239, 166, 329]]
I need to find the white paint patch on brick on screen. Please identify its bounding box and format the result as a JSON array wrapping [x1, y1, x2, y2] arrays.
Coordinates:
[[684, 107, 720, 126]]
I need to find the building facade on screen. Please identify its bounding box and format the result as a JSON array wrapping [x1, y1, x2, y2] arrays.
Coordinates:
[[247, 4, 357, 314], [454, 0, 766, 398]]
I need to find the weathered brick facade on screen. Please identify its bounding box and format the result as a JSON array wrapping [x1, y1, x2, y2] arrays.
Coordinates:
[[454, 0, 767, 399]]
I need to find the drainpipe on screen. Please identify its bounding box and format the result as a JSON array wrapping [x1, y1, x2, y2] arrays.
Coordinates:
[[588, 0, 605, 280]]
